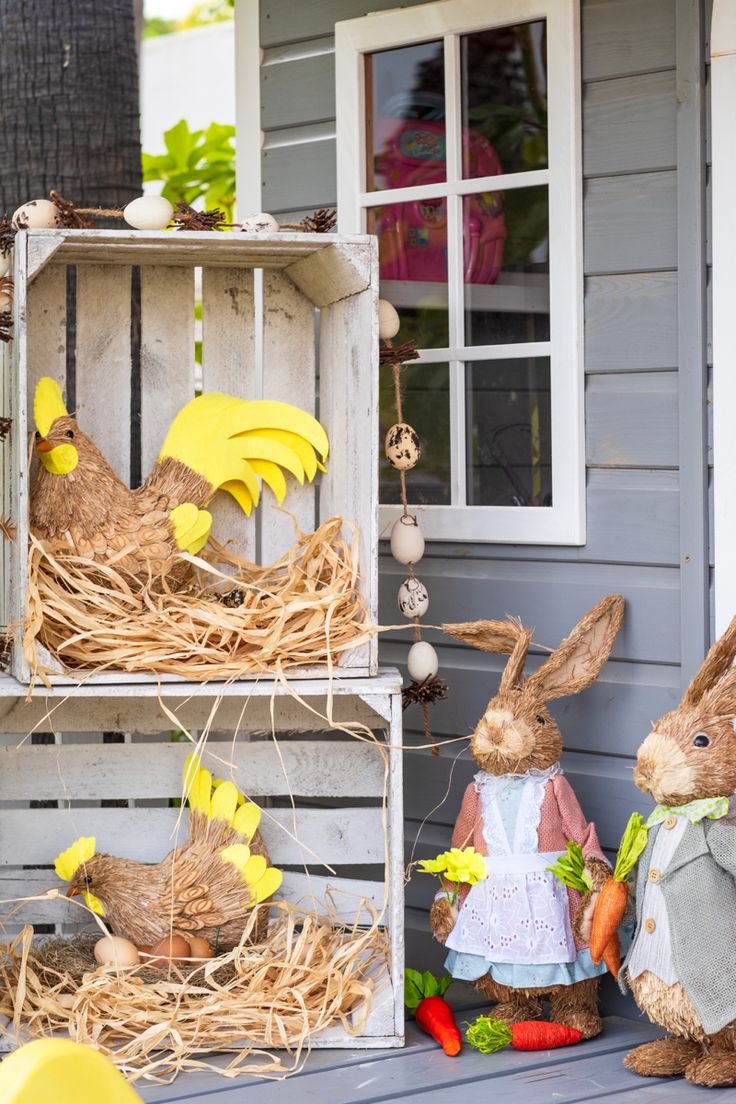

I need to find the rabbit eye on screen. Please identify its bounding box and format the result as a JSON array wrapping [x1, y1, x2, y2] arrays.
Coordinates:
[[65, 430, 74, 439], [692, 733, 710, 748], [536, 715, 546, 725]]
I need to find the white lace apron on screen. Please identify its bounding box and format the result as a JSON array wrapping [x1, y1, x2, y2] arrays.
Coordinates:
[[444, 766, 577, 965]]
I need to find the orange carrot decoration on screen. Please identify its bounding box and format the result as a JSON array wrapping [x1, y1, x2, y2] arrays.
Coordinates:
[[589, 812, 648, 975], [405, 968, 462, 1056], [466, 1014, 582, 1052]]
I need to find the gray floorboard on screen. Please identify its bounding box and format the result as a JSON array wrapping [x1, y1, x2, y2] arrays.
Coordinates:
[[136, 1015, 736, 1104]]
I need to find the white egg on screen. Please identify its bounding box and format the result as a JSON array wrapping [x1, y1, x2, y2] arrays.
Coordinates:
[[398, 577, 429, 619], [0, 281, 12, 311], [407, 641, 439, 682], [378, 299, 400, 341], [0, 251, 11, 278], [94, 935, 140, 968], [390, 516, 425, 565], [240, 212, 280, 233], [123, 195, 174, 231], [12, 199, 59, 229]]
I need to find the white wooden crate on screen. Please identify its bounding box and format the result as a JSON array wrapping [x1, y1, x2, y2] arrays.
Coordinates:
[[3, 228, 379, 685], [0, 670, 405, 1049]]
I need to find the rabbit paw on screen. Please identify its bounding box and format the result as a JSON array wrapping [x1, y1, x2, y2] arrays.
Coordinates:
[[573, 890, 599, 945], [430, 896, 457, 944], [584, 856, 611, 891]]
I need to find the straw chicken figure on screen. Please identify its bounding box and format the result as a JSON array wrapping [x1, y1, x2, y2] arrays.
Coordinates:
[[30, 377, 329, 583], [54, 756, 282, 949]]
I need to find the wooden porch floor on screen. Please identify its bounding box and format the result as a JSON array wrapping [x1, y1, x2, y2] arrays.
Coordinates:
[[137, 1016, 736, 1104]]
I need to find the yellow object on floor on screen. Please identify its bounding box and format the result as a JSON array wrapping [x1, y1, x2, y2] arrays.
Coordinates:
[[0, 1038, 142, 1103]]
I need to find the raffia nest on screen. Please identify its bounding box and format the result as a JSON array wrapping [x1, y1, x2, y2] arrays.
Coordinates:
[[23, 516, 373, 683], [0, 901, 388, 1083]]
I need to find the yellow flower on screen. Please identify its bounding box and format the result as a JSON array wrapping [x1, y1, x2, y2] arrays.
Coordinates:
[[418, 855, 448, 875], [418, 847, 486, 886]]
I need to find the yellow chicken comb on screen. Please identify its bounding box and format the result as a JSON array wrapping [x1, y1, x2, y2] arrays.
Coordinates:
[[54, 836, 96, 882], [34, 377, 69, 437]]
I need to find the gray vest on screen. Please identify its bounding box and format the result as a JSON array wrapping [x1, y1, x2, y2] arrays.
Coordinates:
[[622, 813, 736, 1036]]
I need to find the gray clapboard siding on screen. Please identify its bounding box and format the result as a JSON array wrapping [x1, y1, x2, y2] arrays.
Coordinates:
[[263, 137, 337, 213], [586, 372, 679, 468], [380, 558, 681, 664], [583, 71, 677, 177], [381, 641, 681, 758], [260, 0, 427, 48], [582, 0, 676, 81], [585, 272, 678, 371], [584, 171, 678, 274], [262, 49, 336, 130]]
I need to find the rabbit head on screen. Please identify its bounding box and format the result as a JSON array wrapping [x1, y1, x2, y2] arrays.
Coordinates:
[[634, 616, 736, 805], [444, 595, 624, 776]]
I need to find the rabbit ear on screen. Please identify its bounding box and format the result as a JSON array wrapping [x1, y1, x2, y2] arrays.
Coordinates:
[[443, 617, 532, 691], [525, 595, 624, 703], [683, 614, 736, 708]]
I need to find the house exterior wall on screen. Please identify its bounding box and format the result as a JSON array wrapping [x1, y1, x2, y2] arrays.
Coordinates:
[[256, 0, 710, 1009]]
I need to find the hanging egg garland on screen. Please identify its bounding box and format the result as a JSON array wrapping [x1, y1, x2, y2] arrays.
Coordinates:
[[380, 297, 447, 749]]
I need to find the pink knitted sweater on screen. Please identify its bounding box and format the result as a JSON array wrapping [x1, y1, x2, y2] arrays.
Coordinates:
[[450, 773, 605, 950]]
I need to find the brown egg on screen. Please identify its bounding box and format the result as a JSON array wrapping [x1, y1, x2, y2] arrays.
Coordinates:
[[147, 934, 191, 967], [188, 936, 214, 959], [137, 944, 153, 955], [94, 935, 140, 968]]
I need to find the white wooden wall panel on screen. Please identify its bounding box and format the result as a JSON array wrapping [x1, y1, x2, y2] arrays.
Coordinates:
[[201, 266, 257, 559], [139, 266, 196, 477], [74, 264, 132, 483], [25, 265, 67, 400], [261, 270, 316, 560]]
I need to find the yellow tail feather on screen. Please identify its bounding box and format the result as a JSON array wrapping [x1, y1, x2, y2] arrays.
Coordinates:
[[158, 393, 328, 523], [183, 756, 261, 843]]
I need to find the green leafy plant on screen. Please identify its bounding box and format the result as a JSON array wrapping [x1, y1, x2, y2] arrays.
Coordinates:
[[142, 119, 236, 220], [404, 967, 451, 1011], [547, 841, 594, 892]]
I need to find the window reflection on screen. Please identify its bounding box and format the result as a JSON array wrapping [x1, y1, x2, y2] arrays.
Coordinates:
[[380, 362, 451, 505], [464, 187, 549, 345], [368, 204, 450, 348], [461, 22, 548, 179], [466, 358, 551, 507], [367, 41, 446, 191]]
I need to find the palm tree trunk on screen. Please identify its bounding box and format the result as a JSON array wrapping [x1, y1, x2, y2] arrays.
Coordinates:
[[0, 0, 141, 213]]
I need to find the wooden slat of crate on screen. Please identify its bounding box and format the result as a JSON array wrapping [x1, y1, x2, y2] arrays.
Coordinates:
[[261, 269, 317, 558], [140, 266, 196, 478], [0, 740, 386, 800], [75, 265, 133, 483], [201, 266, 257, 558]]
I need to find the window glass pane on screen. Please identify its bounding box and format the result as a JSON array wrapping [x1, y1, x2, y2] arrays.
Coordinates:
[[380, 362, 451, 505], [366, 41, 446, 192], [461, 22, 548, 180], [466, 357, 551, 506], [463, 186, 549, 345], [368, 203, 450, 348]]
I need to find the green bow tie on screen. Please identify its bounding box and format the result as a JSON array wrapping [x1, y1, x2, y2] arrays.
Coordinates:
[[647, 796, 730, 827]]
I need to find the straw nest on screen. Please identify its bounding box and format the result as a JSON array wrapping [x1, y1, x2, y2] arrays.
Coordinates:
[[0, 902, 388, 1083], [23, 516, 373, 682]]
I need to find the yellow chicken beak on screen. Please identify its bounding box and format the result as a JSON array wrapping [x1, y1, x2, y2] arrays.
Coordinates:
[[36, 442, 78, 475], [65, 885, 81, 898]]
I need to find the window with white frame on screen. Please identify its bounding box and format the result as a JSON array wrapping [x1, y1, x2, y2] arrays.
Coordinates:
[[336, 0, 584, 544]]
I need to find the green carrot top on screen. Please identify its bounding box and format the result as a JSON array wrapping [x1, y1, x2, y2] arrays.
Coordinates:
[[612, 812, 648, 882], [547, 841, 593, 892]]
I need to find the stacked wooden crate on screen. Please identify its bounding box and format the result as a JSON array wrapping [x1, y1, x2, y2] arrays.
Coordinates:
[[0, 229, 404, 1047]]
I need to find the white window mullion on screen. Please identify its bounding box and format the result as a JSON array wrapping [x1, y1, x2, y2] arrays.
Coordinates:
[[449, 359, 467, 507]]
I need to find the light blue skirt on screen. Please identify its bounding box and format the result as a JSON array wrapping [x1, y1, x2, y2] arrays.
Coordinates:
[[445, 947, 607, 989]]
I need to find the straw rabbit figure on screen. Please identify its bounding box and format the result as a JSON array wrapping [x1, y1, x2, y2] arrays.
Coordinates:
[[618, 614, 736, 1087], [431, 595, 624, 1039]]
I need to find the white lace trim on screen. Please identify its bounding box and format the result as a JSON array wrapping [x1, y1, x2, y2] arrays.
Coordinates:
[[474, 763, 560, 856]]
